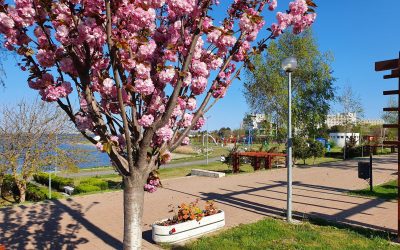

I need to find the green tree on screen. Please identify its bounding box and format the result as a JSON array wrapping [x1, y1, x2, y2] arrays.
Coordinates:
[[244, 29, 335, 138], [382, 96, 397, 124], [337, 85, 364, 159], [0, 99, 78, 202], [337, 85, 364, 126], [293, 137, 310, 165], [308, 140, 325, 164], [218, 127, 232, 139]]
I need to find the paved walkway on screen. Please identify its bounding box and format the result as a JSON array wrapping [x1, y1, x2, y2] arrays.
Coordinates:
[[0, 154, 398, 249]]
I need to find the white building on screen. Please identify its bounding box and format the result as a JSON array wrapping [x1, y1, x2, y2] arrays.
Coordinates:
[[242, 114, 266, 130], [328, 133, 360, 148], [326, 113, 357, 128], [359, 119, 384, 126]]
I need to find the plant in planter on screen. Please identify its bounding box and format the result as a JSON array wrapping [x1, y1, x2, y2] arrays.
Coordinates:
[[152, 200, 225, 244]]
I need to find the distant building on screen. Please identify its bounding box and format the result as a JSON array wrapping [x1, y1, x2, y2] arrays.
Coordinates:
[[241, 114, 266, 130], [328, 132, 360, 147], [326, 113, 357, 128], [359, 119, 384, 126]]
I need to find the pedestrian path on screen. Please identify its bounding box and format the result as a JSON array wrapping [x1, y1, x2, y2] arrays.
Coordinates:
[[0, 155, 397, 249]]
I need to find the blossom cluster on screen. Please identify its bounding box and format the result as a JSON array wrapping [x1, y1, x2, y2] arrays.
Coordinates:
[[271, 0, 316, 37], [144, 171, 162, 193]]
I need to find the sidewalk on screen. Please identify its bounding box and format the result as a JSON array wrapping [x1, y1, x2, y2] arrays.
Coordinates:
[[0, 154, 397, 249]]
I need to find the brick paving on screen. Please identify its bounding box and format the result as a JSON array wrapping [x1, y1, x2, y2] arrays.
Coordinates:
[[0, 154, 398, 249]]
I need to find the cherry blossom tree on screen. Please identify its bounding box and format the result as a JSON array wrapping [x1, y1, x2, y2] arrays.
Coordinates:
[[0, 0, 316, 248]]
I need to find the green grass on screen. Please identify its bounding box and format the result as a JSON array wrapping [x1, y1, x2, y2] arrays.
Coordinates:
[[296, 156, 342, 166], [350, 179, 397, 200], [157, 162, 255, 179], [174, 218, 399, 250], [70, 162, 256, 188], [170, 147, 231, 164], [73, 147, 231, 171]]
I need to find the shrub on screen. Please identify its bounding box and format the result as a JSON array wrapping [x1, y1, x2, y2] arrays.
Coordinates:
[[1, 174, 19, 198], [26, 183, 62, 202], [79, 178, 109, 190], [26, 183, 48, 202], [52, 176, 74, 191], [33, 172, 48, 185], [346, 146, 362, 158], [74, 184, 101, 194], [309, 140, 326, 164], [33, 172, 74, 192], [293, 137, 311, 165]]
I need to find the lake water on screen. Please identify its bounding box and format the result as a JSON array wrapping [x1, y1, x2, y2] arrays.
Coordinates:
[[62, 143, 111, 169]]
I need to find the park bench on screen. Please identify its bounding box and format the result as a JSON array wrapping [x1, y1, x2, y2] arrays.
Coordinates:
[[232, 152, 286, 173], [64, 186, 74, 195]]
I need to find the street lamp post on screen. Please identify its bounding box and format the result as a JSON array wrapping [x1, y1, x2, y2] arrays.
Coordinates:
[[282, 56, 298, 222], [206, 116, 211, 165]]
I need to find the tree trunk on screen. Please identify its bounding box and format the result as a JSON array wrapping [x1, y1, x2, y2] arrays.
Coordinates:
[[123, 175, 146, 250], [0, 173, 4, 198], [16, 180, 26, 203]]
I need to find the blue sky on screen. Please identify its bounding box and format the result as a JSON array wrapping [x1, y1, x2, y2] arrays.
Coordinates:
[[0, 1, 400, 130]]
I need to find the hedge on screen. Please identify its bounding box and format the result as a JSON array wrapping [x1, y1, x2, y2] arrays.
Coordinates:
[[33, 172, 74, 192], [74, 184, 101, 194], [26, 183, 62, 201], [79, 178, 109, 190], [26, 183, 48, 202]]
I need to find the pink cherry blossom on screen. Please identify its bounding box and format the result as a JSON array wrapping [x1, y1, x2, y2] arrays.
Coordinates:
[[36, 49, 56, 67], [180, 113, 193, 128], [75, 113, 94, 131], [191, 60, 209, 77], [0, 13, 14, 33], [190, 76, 207, 95], [138, 40, 157, 59], [135, 63, 151, 79], [158, 67, 176, 84], [96, 142, 104, 152], [156, 125, 173, 142], [268, 0, 277, 11], [102, 78, 114, 95], [181, 136, 190, 145], [186, 97, 196, 111], [138, 114, 155, 127], [134, 78, 155, 96], [193, 117, 206, 130]]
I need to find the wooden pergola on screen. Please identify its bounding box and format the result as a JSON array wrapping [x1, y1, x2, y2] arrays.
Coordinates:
[[375, 52, 400, 239], [232, 151, 286, 173]]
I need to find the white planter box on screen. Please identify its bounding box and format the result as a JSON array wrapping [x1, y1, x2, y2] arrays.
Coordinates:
[[152, 210, 225, 244], [191, 169, 225, 178]]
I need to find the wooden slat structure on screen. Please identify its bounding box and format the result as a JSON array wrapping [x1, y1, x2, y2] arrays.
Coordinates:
[[375, 53, 400, 239], [232, 152, 286, 173]]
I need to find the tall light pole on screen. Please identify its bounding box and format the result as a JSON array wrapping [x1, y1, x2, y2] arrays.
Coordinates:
[[282, 56, 298, 222], [206, 116, 211, 165], [49, 134, 58, 199]]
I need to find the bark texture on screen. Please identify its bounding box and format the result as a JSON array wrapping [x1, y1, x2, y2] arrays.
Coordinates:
[[123, 174, 146, 250]]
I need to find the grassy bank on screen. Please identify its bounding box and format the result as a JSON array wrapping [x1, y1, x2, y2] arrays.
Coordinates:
[[176, 218, 399, 250], [73, 162, 254, 185], [350, 179, 397, 200]]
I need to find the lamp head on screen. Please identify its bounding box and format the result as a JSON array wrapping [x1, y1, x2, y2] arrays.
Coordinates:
[[281, 57, 298, 72]]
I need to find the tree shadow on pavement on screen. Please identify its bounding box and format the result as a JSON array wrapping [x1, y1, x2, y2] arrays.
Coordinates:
[[0, 198, 122, 249]]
